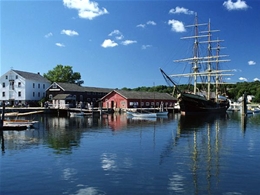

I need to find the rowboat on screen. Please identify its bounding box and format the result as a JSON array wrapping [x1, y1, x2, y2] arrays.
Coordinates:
[[3, 119, 38, 128]]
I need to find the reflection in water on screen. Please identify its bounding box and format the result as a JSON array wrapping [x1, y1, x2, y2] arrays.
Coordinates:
[[2, 112, 260, 195], [168, 173, 185, 193], [101, 153, 117, 171], [160, 113, 229, 194]]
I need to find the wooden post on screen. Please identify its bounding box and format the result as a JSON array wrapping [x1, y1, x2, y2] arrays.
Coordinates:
[[241, 93, 247, 116], [1, 102, 6, 152]]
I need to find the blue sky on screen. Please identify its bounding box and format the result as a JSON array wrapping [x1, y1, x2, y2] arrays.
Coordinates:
[[1, 0, 259, 89]]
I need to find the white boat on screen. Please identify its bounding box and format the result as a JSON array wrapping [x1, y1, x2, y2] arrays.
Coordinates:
[[70, 112, 85, 117], [131, 112, 157, 118], [156, 102, 168, 116], [3, 119, 38, 128], [131, 117, 157, 121], [156, 111, 168, 116]]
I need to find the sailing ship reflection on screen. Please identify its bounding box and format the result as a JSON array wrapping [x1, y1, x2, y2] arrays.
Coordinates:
[[162, 114, 228, 194]]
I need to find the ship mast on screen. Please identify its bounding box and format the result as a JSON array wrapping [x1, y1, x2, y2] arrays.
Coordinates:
[[193, 13, 199, 94], [171, 13, 232, 97], [174, 13, 207, 94], [207, 19, 212, 100]]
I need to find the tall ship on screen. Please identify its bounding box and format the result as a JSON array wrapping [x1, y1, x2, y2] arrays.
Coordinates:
[[160, 14, 233, 115]]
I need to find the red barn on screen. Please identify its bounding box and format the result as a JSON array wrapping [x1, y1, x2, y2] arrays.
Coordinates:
[[101, 90, 177, 111]]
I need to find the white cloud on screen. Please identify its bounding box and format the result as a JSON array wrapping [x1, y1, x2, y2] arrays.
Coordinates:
[[253, 78, 260, 81], [56, 43, 65, 47], [101, 39, 118, 48], [239, 77, 248, 81], [136, 24, 145, 28], [137, 24, 146, 28], [248, 60, 256, 65], [169, 6, 194, 15], [108, 30, 124, 40], [223, 0, 249, 11], [63, 0, 108, 20], [141, 45, 152, 50], [121, 40, 137, 46], [45, 32, 53, 38], [61, 29, 79, 36], [168, 19, 186, 32], [147, 21, 156, 26], [136, 21, 156, 28]]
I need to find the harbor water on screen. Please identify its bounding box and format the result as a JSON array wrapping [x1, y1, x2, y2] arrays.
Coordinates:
[[1, 112, 260, 195]]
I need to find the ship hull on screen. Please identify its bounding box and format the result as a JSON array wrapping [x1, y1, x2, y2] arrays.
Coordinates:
[[179, 93, 230, 115]]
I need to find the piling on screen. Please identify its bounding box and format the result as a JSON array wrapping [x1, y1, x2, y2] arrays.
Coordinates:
[[0, 102, 5, 152], [241, 93, 247, 116]]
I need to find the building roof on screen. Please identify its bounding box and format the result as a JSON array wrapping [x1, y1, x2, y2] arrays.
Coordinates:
[[55, 82, 87, 92], [12, 70, 50, 83], [53, 94, 76, 100], [83, 86, 114, 93], [103, 90, 177, 101]]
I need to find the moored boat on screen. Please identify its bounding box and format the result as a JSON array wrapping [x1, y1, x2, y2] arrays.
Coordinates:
[[3, 119, 38, 129], [131, 112, 157, 118], [160, 14, 232, 115]]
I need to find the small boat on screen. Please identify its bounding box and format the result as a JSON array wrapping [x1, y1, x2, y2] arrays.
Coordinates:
[[70, 112, 85, 117], [70, 111, 92, 117], [131, 112, 157, 118], [156, 111, 168, 116], [3, 125, 28, 131], [3, 119, 38, 129], [156, 102, 168, 116], [131, 117, 157, 121]]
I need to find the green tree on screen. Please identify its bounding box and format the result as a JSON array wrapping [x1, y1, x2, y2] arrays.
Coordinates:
[[44, 65, 83, 85]]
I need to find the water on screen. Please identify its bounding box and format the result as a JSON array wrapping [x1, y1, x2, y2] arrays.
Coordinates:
[[1, 112, 260, 195]]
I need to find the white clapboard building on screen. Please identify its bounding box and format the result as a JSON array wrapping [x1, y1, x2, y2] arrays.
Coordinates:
[[0, 69, 51, 106]]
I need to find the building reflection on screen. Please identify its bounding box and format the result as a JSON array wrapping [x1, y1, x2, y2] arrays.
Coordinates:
[[2, 113, 173, 152]]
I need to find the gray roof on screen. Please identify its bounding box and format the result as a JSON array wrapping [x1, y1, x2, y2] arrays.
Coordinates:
[[54, 82, 113, 93], [55, 82, 86, 92], [112, 90, 176, 100], [83, 86, 114, 93], [13, 70, 50, 83], [53, 94, 76, 100]]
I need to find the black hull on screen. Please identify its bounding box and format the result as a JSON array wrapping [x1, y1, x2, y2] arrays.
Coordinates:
[[178, 93, 230, 115]]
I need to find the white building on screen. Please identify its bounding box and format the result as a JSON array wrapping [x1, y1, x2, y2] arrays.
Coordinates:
[[0, 69, 51, 106]]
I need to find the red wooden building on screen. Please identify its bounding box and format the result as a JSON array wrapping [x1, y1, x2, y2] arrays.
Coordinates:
[[100, 90, 177, 111]]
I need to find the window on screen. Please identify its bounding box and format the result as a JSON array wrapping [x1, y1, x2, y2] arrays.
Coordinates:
[[18, 91, 21, 97], [38, 92, 40, 97], [10, 81, 14, 90], [2, 92, 5, 97], [16, 75, 18, 79], [33, 83, 35, 88], [49, 94, 53, 100], [43, 84, 45, 89], [38, 84, 40, 88], [18, 82, 21, 87], [33, 92, 35, 97], [2, 83, 5, 88], [5, 75, 8, 79], [53, 83, 57, 88]]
